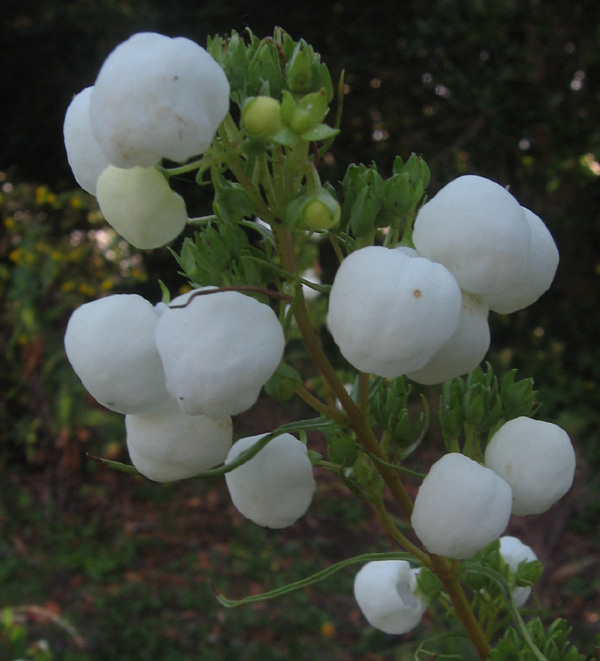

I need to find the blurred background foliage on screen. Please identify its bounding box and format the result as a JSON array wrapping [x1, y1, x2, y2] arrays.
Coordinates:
[[1, 0, 600, 658]]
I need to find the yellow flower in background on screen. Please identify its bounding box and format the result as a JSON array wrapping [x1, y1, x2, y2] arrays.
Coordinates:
[[9, 248, 34, 265], [320, 621, 335, 639], [35, 185, 49, 205], [78, 282, 96, 296]]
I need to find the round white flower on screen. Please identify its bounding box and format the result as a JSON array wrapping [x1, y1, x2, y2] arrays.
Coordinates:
[[499, 535, 538, 607], [90, 32, 230, 168], [487, 207, 559, 314], [411, 453, 512, 559], [412, 175, 531, 303], [155, 289, 285, 418], [353, 561, 426, 635], [96, 165, 188, 249], [126, 397, 232, 482], [64, 294, 168, 414], [327, 246, 462, 378], [484, 417, 575, 515], [224, 433, 316, 528], [407, 290, 490, 385], [63, 87, 110, 195]]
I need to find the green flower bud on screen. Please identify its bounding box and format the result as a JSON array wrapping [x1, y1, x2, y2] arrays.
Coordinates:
[[464, 383, 486, 426], [301, 189, 341, 231], [290, 108, 314, 134], [242, 96, 283, 138]]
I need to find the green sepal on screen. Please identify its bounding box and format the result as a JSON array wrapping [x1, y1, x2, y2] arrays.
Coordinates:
[[279, 89, 296, 125], [248, 40, 284, 101], [515, 560, 544, 588], [415, 566, 444, 603], [272, 126, 299, 147], [300, 123, 339, 142], [242, 137, 269, 157], [326, 432, 358, 466], [264, 362, 303, 403], [158, 280, 171, 304], [500, 370, 539, 421], [286, 42, 313, 94], [307, 450, 323, 466]]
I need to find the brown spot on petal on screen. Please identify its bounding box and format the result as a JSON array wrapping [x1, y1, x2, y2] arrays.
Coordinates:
[[413, 289, 422, 298]]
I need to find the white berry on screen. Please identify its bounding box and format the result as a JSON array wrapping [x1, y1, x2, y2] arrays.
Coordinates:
[[487, 207, 559, 313], [63, 87, 110, 195], [484, 417, 575, 515], [126, 397, 232, 482], [90, 32, 230, 168], [407, 290, 490, 385], [499, 535, 538, 607], [155, 289, 285, 418], [96, 165, 187, 249], [353, 561, 426, 635], [224, 433, 316, 529], [64, 294, 168, 414], [413, 175, 531, 303], [327, 246, 462, 378], [411, 453, 512, 559]]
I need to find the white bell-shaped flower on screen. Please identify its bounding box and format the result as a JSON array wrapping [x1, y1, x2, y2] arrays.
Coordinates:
[[125, 396, 232, 482], [353, 561, 426, 635], [412, 175, 531, 304], [407, 290, 490, 385], [484, 417, 575, 515], [155, 289, 285, 419], [96, 165, 188, 249], [411, 453, 512, 559], [224, 433, 316, 529], [487, 207, 559, 314], [63, 87, 110, 195], [499, 535, 538, 607], [327, 246, 462, 378], [90, 32, 230, 168], [64, 294, 168, 414]]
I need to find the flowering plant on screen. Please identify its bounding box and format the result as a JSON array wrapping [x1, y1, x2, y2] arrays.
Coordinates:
[[62, 28, 584, 658]]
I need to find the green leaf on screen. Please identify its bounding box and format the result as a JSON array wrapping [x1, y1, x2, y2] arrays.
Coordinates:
[[213, 551, 416, 608]]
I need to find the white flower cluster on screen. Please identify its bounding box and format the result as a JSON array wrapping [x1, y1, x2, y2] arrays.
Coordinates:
[[64, 290, 290, 494], [410, 418, 575, 560], [63, 32, 230, 248], [328, 175, 559, 385]]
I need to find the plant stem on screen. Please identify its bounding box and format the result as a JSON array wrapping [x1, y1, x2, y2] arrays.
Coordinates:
[[372, 499, 431, 568], [271, 222, 416, 521], [295, 385, 347, 424], [430, 554, 491, 659], [245, 169, 491, 659]]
